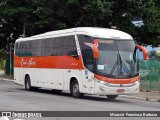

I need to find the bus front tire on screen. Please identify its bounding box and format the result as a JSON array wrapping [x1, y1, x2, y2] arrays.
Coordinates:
[[106, 95, 118, 100], [71, 80, 84, 98], [25, 76, 32, 91]]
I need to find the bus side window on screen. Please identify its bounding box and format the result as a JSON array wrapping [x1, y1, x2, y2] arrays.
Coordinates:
[[57, 36, 78, 57], [16, 42, 26, 56], [83, 48, 94, 72]]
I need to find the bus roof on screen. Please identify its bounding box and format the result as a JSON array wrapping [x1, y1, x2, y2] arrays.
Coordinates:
[[16, 27, 133, 42]]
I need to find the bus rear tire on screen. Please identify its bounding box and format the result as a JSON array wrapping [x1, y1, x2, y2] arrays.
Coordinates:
[[71, 80, 84, 98], [106, 95, 118, 100], [25, 76, 32, 91]]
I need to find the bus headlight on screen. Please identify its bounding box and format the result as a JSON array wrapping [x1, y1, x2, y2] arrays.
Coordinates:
[[100, 81, 104, 84], [95, 79, 109, 86]]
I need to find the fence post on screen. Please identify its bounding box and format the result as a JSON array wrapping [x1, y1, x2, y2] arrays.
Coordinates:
[[149, 60, 151, 91]]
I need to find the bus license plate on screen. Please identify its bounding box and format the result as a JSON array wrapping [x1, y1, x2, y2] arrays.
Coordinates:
[[117, 89, 125, 93]]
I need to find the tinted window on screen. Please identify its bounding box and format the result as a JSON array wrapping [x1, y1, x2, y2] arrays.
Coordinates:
[[15, 35, 77, 57], [57, 36, 77, 56]]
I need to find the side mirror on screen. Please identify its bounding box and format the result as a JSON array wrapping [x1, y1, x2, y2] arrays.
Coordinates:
[[84, 42, 99, 59], [136, 45, 148, 60]]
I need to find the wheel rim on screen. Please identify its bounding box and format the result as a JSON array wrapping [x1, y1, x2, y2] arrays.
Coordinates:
[[27, 82, 29, 89], [26, 81, 30, 90], [73, 84, 79, 96]]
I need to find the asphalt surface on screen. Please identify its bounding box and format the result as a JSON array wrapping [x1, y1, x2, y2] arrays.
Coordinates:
[[0, 80, 160, 120]]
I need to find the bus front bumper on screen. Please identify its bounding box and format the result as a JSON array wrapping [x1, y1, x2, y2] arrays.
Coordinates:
[[94, 80, 140, 95]]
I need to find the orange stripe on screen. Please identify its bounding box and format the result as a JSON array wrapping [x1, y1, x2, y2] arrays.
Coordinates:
[[94, 74, 140, 84], [14, 55, 84, 69]]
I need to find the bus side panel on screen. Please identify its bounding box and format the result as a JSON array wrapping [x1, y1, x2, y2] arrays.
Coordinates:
[[32, 69, 64, 90], [14, 68, 24, 85], [33, 68, 42, 87], [41, 69, 50, 88], [21, 68, 60, 89], [63, 69, 69, 91], [23, 68, 35, 86], [68, 69, 94, 94], [65, 69, 83, 93], [81, 70, 86, 93], [75, 70, 83, 93], [84, 70, 95, 94], [52, 69, 64, 90]]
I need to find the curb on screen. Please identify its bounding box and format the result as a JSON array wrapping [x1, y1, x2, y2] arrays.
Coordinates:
[[0, 78, 14, 82], [120, 95, 158, 102]]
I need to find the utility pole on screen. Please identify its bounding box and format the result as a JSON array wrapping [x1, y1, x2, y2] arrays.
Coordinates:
[[9, 43, 12, 79], [23, 25, 26, 38]]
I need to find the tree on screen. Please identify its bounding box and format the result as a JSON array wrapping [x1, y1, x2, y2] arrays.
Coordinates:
[[0, 0, 160, 50]]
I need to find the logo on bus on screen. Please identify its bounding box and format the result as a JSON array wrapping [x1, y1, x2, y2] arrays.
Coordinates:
[[20, 58, 36, 67]]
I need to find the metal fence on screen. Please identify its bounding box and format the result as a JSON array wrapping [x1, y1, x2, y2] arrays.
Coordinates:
[[139, 59, 160, 91]]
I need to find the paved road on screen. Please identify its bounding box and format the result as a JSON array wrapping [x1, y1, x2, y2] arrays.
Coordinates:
[[0, 80, 160, 120]]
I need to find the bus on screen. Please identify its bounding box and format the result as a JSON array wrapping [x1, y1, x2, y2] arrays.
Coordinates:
[[14, 27, 147, 99]]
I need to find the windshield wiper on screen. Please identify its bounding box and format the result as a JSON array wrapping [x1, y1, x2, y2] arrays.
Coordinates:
[[110, 53, 121, 75], [118, 52, 123, 74], [110, 53, 131, 75], [121, 60, 131, 75], [110, 41, 131, 75]]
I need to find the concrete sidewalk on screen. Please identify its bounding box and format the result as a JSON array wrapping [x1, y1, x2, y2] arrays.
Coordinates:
[[0, 70, 160, 102], [121, 91, 160, 102], [0, 70, 13, 80]]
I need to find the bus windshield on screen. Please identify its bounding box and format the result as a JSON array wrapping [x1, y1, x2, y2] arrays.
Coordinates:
[[96, 39, 139, 79]]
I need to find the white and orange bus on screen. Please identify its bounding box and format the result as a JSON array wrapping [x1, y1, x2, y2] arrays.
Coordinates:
[[14, 27, 147, 99]]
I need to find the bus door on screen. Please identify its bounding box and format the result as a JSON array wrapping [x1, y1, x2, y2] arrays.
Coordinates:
[[83, 49, 95, 94]]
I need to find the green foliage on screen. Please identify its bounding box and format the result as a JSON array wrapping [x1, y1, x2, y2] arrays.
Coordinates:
[[0, 0, 160, 49], [149, 50, 160, 59], [0, 49, 5, 59]]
